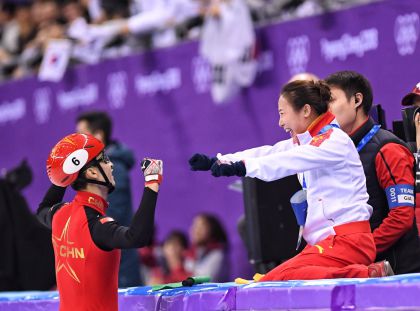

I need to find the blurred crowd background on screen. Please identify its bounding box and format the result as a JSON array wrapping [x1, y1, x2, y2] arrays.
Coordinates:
[[0, 0, 379, 82]]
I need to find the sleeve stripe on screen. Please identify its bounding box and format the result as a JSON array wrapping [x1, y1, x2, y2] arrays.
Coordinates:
[[378, 150, 397, 185]]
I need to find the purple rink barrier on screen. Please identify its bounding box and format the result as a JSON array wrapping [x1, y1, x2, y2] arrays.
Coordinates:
[[0, 283, 239, 311], [0, 0, 419, 280], [2, 275, 420, 310]]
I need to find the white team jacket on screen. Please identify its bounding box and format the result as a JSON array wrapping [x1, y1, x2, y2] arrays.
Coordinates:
[[218, 112, 372, 245]]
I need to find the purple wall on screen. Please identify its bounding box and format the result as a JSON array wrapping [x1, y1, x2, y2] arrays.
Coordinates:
[[0, 0, 419, 279]]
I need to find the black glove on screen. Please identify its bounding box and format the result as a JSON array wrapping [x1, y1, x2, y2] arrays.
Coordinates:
[[189, 153, 217, 171], [211, 160, 246, 177]]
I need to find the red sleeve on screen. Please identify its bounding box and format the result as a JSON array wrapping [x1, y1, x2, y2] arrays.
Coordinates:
[[416, 193, 420, 234], [372, 143, 415, 253]]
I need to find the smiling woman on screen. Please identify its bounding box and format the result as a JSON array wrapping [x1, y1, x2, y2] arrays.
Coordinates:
[[189, 79, 393, 281], [278, 80, 332, 137]]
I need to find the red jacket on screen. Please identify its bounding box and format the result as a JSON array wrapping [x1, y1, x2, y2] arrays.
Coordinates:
[[372, 143, 415, 253], [52, 192, 120, 311]]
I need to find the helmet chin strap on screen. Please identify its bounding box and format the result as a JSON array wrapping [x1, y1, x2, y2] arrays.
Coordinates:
[[80, 160, 115, 194]]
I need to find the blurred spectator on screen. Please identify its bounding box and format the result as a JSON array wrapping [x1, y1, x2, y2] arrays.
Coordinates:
[[199, 0, 257, 104], [148, 230, 190, 284], [1, 1, 35, 56], [63, 0, 87, 41], [130, 0, 199, 48], [185, 213, 229, 282], [76, 111, 143, 287], [138, 226, 162, 283], [0, 160, 56, 291], [80, 0, 104, 23], [0, 0, 382, 82], [88, 0, 200, 49], [13, 19, 66, 79], [0, 1, 36, 80], [62, 0, 104, 64]]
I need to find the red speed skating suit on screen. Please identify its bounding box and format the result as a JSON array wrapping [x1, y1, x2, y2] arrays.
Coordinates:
[[38, 187, 157, 310]]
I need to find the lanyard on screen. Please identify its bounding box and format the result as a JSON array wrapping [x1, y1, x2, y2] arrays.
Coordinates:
[[302, 124, 381, 188], [318, 123, 339, 134], [302, 123, 340, 189], [356, 125, 381, 152]]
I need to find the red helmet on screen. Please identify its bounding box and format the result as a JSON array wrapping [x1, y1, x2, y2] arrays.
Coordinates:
[[47, 133, 104, 187], [402, 82, 420, 106]]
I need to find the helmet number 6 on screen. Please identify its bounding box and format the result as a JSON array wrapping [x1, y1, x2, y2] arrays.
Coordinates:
[[72, 157, 80, 166]]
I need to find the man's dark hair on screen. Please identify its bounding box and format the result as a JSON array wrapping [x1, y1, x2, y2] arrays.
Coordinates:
[[71, 157, 103, 191], [76, 111, 112, 146], [325, 70, 373, 115], [71, 174, 88, 191]]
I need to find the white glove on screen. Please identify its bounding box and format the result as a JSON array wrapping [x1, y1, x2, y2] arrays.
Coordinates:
[[141, 158, 163, 186]]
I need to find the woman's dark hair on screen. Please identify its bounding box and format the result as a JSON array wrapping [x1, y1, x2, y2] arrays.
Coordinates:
[[198, 213, 228, 245], [281, 80, 332, 115]]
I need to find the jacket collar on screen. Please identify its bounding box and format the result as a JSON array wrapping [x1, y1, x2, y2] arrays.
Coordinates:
[[350, 117, 375, 146], [308, 111, 336, 136], [296, 111, 337, 145], [74, 191, 108, 214]]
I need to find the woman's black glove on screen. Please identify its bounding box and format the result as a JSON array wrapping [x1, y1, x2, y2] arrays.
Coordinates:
[[189, 153, 217, 171], [210, 160, 246, 177]]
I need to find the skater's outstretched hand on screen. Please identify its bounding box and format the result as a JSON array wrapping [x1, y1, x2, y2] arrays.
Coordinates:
[[141, 158, 163, 186], [189, 153, 217, 171], [211, 160, 246, 177]]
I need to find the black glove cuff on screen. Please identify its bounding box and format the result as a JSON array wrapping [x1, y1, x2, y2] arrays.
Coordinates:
[[234, 161, 246, 177]]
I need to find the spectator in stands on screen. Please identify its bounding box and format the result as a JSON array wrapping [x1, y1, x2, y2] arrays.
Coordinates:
[[83, 0, 199, 50], [124, 0, 199, 48], [189, 79, 393, 280], [148, 230, 190, 284], [13, 18, 66, 78], [184, 213, 229, 282], [63, 0, 88, 42], [62, 0, 105, 64], [138, 226, 162, 283], [0, 1, 36, 79], [0, 0, 380, 82], [0, 160, 56, 291], [76, 111, 144, 287], [80, 0, 104, 23], [1, 1, 35, 56], [199, 0, 257, 104], [326, 71, 420, 274], [37, 0, 60, 28]]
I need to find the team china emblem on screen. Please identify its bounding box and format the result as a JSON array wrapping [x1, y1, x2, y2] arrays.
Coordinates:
[[310, 129, 333, 147]]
